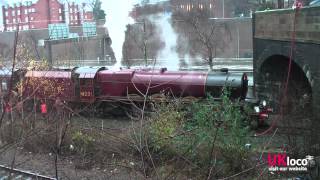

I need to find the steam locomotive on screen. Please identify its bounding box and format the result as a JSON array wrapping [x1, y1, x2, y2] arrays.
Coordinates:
[[20, 67, 248, 101], [0, 66, 269, 126]]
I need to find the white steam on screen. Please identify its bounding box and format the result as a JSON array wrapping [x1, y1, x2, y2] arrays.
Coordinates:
[[154, 13, 180, 70], [101, 0, 135, 68]]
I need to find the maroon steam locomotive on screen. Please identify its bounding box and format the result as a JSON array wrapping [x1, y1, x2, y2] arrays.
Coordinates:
[[20, 67, 248, 102], [1, 66, 269, 124]]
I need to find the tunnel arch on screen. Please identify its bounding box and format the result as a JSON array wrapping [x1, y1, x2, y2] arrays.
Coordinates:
[[257, 54, 313, 128], [259, 55, 312, 96]]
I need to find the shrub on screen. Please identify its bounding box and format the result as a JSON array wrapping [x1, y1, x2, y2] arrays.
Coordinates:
[[147, 89, 253, 177], [149, 101, 184, 152], [71, 131, 95, 155]]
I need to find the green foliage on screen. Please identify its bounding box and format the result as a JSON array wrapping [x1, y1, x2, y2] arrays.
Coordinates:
[[147, 89, 253, 176], [71, 131, 95, 155], [149, 102, 184, 151], [93, 0, 106, 21]]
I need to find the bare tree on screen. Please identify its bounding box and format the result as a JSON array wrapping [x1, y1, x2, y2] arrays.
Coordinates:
[[173, 9, 230, 70], [122, 18, 164, 67]]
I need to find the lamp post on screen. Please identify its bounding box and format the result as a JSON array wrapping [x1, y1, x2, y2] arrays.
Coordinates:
[[222, 0, 225, 18], [143, 19, 147, 66]]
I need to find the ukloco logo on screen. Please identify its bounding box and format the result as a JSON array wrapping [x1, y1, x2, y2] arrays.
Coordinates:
[[266, 153, 314, 172]]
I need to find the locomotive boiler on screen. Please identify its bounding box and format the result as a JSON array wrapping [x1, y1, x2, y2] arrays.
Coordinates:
[[19, 67, 248, 104]]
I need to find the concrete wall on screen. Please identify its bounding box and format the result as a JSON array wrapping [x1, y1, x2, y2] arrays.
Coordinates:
[[47, 34, 115, 67], [0, 26, 115, 67]]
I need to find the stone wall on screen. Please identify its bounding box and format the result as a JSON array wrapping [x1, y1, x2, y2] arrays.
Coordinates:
[[254, 6, 320, 44]]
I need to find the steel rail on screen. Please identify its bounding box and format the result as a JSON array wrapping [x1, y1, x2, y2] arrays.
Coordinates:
[[0, 164, 56, 180]]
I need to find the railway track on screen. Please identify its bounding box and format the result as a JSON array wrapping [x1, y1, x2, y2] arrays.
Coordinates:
[[0, 165, 55, 180]]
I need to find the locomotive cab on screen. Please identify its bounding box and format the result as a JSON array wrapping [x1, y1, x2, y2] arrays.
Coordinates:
[[74, 67, 106, 103]]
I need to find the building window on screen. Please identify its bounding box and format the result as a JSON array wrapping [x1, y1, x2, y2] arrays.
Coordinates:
[[70, 16, 73, 20], [5, 11, 8, 16], [199, 4, 203, 10], [2, 82, 7, 91], [25, 9, 28, 14], [13, 19, 16, 24], [59, 16, 62, 20], [17, 10, 20, 15], [75, 16, 77, 20], [12, 11, 15, 16], [31, 25, 34, 29], [30, 17, 34, 21], [25, 17, 28, 22], [59, 8, 62, 13], [6, 19, 9, 24]]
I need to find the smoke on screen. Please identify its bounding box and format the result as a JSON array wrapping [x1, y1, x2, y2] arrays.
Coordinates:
[[101, 0, 135, 68], [153, 12, 180, 70]]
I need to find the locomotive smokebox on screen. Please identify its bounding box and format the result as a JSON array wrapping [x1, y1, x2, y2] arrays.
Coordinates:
[[205, 72, 248, 100]]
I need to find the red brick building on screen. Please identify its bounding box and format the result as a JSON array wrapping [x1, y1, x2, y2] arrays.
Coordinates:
[[2, 0, 94, 31], [68, 2, 80, 26], [67, 2, 95, 26]]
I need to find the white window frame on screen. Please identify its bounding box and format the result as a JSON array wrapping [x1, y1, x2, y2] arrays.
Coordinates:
[[2, 82, 8, 91]]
